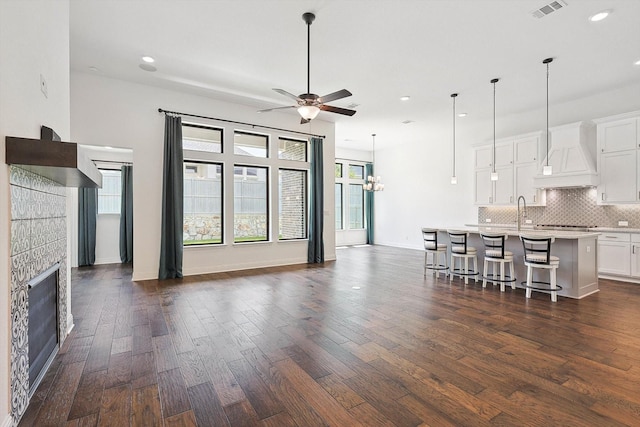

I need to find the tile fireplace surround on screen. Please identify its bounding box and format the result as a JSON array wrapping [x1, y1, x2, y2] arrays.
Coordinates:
[[9, 166, 68, 425], [479, 187, 640, 228]]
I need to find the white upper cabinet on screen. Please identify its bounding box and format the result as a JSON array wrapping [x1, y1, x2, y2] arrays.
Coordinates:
[[475, 146, 493, 169], [473, 132, 544, 206], [595, 112, 640, 204], [598, 117, 638, 153], [514, 135, 539, 164], [494, 144, 513, 167]]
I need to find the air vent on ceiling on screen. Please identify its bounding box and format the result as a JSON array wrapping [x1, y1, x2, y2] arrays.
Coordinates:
[[346, 103, 360, 109], [531, 0, 567, 18], [402, 120, 415, 125]]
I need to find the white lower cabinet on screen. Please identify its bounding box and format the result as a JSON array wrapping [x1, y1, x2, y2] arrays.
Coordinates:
[[598, 233, 631, 276], [632, 235, 640, 278]]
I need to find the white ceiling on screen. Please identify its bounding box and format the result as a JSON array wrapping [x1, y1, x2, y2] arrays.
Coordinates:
[[70, 0, 640, 150]]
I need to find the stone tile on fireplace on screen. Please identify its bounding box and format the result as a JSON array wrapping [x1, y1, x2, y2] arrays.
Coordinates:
[[10, 185, 31, 220], [11, 220, 30, 257]]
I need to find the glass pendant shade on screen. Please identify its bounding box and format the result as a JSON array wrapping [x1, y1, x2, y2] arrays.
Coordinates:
[[298, 105, 320, 120], [543, 165, 553, 175], [490, 171, 499, 181], [450, 176, 458, 185]]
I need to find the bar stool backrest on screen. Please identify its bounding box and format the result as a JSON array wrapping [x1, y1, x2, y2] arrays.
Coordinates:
[[480, 233, 507, 259], [448, 231, 469, 255], [421, 228, 439, 250], [520, 235, 555, 265]]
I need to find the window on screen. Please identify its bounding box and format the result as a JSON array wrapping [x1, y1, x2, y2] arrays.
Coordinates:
[[349, 184, 364, 229], [183, 123, 222, 153], [349, 164, 364, 179], [183, 162, 223, 245], [98, 170, 121, 214], [235, 131, 268, 157], [182, 123, 308, 247], [335, 159, 367, 232], [279, 137, 307, 161], [234, 165, 268, 242], [279, 169, 307, 239], [335, 183, 343, 230]]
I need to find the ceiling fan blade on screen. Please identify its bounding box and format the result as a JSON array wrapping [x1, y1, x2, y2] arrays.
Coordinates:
[[300, 117, 311, 125], [320, 104, 357, 116], [273, 88, 302, 102], [319, 89, 352, 104], [258, 105, 296, 113]]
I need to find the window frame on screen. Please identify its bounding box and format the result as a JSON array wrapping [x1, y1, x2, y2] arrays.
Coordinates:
[[335, 160, 367, 231], [233, 163, 270, 243], [183, 160, 224, 246], [278, 167, 308, 241], [97, 168, 122, 215]]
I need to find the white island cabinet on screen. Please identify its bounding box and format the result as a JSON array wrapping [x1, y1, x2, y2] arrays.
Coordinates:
[[434, 227, 599, 299], [598, 233, 631, 276]]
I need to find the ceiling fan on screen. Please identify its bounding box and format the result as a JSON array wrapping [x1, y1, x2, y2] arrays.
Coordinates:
[[259, 12, 356, 124]]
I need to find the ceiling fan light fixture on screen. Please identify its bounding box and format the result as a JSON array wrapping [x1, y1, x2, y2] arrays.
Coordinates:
[[298, 105, 320, 120]]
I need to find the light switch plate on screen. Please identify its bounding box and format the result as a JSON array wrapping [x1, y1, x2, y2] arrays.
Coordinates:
[[618, 220, 629, 227]]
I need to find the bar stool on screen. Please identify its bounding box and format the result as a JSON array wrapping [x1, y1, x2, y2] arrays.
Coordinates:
[[447, 230, 479, 285], [480, 233, 516, 292], [421, 228, 448, 278], [520, 234, 562, 302]]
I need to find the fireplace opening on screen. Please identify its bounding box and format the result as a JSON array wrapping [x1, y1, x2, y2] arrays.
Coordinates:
[[28, 262, 60, 396]]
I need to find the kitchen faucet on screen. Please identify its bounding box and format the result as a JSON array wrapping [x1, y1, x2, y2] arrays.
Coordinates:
[[517, 196, 527, 232]]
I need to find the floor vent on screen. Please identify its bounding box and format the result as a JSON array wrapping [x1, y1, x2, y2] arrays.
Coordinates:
[[532, 0, 567, 18]]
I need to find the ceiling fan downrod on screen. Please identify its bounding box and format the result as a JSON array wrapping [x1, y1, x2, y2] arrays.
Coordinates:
[[302, 12, 315, 95]]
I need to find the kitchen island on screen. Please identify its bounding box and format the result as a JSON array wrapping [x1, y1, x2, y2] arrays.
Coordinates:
[[433, 226, 599, 299]]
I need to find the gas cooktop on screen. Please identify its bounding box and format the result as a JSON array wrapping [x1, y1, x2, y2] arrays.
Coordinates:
[[535, 224, 597, 231]]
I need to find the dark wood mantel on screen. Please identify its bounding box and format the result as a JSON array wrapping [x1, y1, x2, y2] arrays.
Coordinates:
[[5, 136, 102, 188]]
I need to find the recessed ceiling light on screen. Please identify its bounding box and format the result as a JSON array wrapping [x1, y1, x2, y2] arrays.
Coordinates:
[[634, 59, 640, 66], [589, 10, 611, 22], [141, 56, 155, 63], [458, 113, 468, 117], [400, 96, 410, 101], [139, 63, 157, 72]]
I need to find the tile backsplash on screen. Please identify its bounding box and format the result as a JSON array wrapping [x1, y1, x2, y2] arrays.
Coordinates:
[[479, 188, 640, 228]]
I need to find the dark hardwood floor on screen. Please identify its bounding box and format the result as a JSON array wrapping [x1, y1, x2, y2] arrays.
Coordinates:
[[19, 245, 640, 426]]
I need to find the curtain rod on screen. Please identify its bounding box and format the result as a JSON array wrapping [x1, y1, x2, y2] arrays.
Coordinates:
[[158, 108, 326, 139]]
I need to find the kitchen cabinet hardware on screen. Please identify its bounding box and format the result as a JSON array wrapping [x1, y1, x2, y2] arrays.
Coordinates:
[[634, 245, 636, 254], [533, 195, 537, 203], [510, 196, 513, 203], [602, 193, 605, 201]]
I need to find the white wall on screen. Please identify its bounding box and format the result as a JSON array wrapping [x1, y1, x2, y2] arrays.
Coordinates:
[[374, 81, 640, 251], [71, 72, 336, 280], [0, 1, 70, 424]]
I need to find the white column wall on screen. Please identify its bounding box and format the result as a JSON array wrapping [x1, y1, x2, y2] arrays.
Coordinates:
[[71, 72, 336, 281], [0, 1, 70, 425]]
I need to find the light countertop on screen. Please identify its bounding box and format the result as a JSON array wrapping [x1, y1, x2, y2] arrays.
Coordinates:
[[457, 224, 599, 239]]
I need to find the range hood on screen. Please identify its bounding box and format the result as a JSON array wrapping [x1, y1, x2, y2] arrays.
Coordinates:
[[533, 121, 599, 188], [5, 135, 102, 188]]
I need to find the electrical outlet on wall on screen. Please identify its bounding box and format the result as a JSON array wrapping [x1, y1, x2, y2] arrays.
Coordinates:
[[485, 219, 491, 223], [618, 220, 629, 227], [40, 74, 48, 98], [525, 219, 533, 224]]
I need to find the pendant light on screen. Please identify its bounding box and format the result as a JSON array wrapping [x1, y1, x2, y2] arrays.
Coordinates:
[[364, 134, 384, 192], [542, 58, 553, 176], [451, 93, 458, 185], [490, 78, 499, 181]]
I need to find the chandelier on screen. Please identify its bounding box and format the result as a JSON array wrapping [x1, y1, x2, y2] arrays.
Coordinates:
[[363, 133, 384, 192]]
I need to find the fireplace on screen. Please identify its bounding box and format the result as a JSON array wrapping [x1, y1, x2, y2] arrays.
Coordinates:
[[27, 263, 60, 396]]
